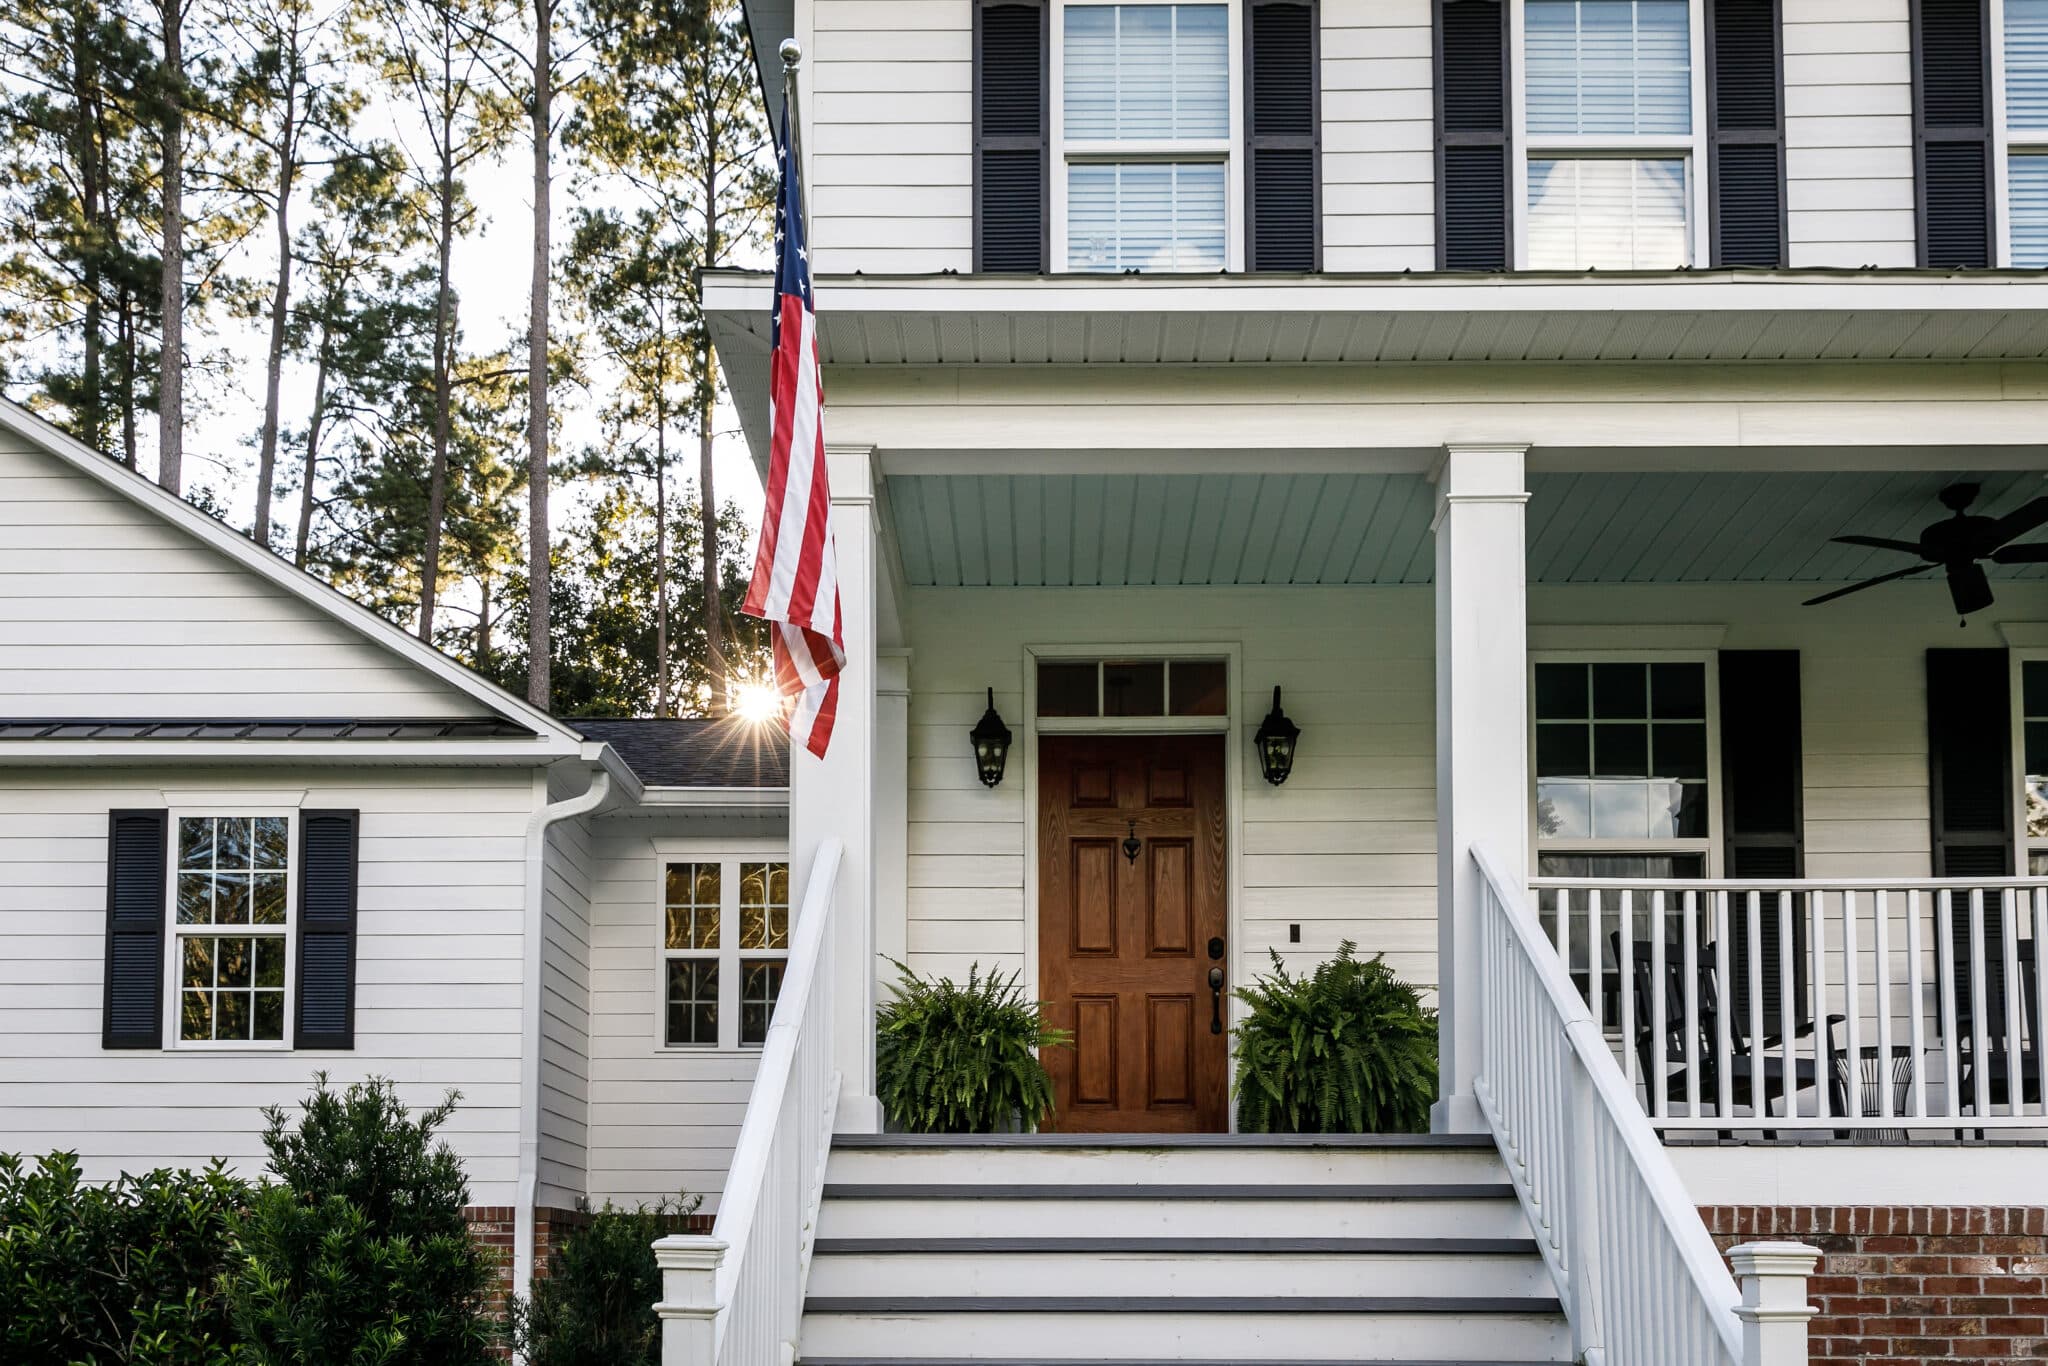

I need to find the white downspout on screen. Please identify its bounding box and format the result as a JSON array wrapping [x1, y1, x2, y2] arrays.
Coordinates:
[[515, 762, 612, 1303]]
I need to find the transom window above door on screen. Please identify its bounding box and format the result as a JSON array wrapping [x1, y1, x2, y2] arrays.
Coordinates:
[[1534, 660, 1710, 842], [1060, 2, 1232, 271], [1521, 0, 1699, 269], [1036, 657, 1228, 717]]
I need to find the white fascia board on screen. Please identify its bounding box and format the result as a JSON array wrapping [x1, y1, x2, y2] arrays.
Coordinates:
[[581, 740, 648, 805], [633, 785, 790, 810], [0, 401, 585, 753]]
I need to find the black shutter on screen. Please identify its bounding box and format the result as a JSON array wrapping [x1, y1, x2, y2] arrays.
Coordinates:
[[1927, 648, 2015, 1040], [1707, 0, 1786, 266], [1436, 0, 1511, 270], [1247, 0, 1319, 272], [1913, 0, 1994, 267], [1719, 651, 1806, 1027], [103, 810, 168, 1049], [975, 0, 1048, 273], [295, 809, 360, 1050]]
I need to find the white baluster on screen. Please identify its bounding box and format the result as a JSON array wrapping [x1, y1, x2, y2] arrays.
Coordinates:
[[1683, 889, 1701, 1119], [1843, 889, 1863, 1121], [1907, 889, 1927, 1119], [1874, 889, 1893, 1121]]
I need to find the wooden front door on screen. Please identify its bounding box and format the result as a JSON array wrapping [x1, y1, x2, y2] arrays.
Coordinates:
[[1038, 734, 1229, 1132]]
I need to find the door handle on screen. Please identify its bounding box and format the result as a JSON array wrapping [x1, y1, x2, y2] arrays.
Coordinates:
[[1207, 965, 1225, 1035]]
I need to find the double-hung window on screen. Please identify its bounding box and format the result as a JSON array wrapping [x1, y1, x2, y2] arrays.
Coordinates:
[[2001, 0, 2048, 264], [173, 814, 293, 1046], [660, 852, 792, 1049], [2022, 659, 2048, 872], [1057, 2, 1238, 270], [1519, 0, 1705, 268]]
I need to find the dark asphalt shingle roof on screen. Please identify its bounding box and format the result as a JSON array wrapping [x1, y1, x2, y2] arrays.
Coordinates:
[[569, 716, 790, 789]]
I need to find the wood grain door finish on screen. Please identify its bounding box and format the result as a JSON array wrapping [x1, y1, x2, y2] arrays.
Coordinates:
[[1038, 734, 1229, 1132]]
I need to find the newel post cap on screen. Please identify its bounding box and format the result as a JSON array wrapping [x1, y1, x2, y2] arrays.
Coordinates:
[[1728, 1240, 1822, 1320], [653, 1234, 727, 1316]]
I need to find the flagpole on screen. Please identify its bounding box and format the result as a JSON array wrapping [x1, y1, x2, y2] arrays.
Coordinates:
[[780, 39, 809, 244]]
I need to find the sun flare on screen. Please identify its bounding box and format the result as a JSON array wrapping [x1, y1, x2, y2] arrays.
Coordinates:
[[733, 680, 783, 726]]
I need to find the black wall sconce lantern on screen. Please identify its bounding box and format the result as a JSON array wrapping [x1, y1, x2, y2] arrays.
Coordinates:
[[969, 688, 1012, 788], [1255, 686, 1300, 786]]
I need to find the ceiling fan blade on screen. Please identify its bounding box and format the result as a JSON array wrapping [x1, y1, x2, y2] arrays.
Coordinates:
[[1947, 560, 1996, 616], [1802, 562, 1936, 607], [1993, 541, 2048, 563], [1831, 534, 1925, 555], [1992, 495, 2048, 545]]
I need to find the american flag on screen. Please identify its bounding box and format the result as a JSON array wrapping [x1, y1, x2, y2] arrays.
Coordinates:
[[743, 96, 844, 758]]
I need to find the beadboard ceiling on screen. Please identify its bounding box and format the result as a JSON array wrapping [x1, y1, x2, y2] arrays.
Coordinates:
[[885, 470, 2048, 588]]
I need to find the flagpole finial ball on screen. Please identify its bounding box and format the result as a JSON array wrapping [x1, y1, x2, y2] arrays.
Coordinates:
[[779, 38, 803, 69]]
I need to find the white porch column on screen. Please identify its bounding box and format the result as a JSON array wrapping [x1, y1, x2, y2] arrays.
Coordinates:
[[791, 442, 881, 1133], [1431, 443, 1530, 1135]]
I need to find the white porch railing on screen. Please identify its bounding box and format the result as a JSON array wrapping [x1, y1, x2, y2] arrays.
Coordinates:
[[1532, 875, 2048, 1133], [654, 838, 844, 1366], [1475, 845, 1813, 1366]]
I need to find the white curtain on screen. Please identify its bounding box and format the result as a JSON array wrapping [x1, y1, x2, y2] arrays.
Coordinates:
[[1526, 0, 1691, 135]]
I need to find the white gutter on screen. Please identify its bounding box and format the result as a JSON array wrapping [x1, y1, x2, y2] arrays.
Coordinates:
[[513, 756, 616, 1302]]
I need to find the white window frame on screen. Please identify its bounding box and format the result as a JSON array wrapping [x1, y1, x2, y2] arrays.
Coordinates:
[[1991, 0, 2046, 265], [653, 840, 792, 1053], [1528, 650, 1724, 877], [1510, 0, 1710, 269], [163, 808, 298, 1051], [1049, 0, 1246, 272]]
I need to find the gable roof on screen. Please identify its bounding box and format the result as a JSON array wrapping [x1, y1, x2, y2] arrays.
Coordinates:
[[569, 717, 789, 790], [0, 399, 584, 753]]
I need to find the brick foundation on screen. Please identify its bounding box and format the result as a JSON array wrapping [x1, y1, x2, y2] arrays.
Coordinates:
[[1701, 1206, 2048, 1363], [465, 1204, 715, 1314]]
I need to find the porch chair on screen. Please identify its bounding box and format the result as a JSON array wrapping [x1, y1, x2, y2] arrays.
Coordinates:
[[1611, 932, 1845, 1132]]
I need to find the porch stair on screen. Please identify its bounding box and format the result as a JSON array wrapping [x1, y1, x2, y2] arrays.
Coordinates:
[[796, 1133, 1571, 1366]]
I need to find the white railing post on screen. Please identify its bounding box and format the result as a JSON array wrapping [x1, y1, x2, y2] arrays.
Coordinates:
[[654, 1235, 728, 1366], [1728, 1242, 1821, 1366]]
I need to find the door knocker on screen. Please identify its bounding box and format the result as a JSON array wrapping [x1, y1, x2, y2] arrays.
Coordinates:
[[1122, 820, 1142, 865]]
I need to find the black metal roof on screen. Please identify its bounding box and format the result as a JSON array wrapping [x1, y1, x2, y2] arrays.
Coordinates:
[[0, 718, 535, 740], [569, 717, 789, 789]]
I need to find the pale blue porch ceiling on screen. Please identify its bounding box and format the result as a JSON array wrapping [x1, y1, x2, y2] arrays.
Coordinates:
[[886, 471, 2048, 588]]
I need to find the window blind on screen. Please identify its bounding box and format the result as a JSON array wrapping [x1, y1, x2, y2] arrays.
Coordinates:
[[1064, 4, 1229, 141], [2014, 154, 2048, 264], [1527, 156, 1689, 267], [1069, 161, 1227, 268], [2010, 0, 2048, 126], [1526, 0, 1692, 135]]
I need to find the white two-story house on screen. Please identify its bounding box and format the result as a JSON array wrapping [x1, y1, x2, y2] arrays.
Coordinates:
[[8, 0, 2048, 1363]]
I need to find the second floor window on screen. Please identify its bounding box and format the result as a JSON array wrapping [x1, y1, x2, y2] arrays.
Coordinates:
[[2004, 0, 2048, 264], [1060, 2, 1232, 270], [1522, 0, 1699, 269]]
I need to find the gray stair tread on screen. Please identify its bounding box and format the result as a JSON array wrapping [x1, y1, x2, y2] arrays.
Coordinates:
[[813, 1236, 1541, 1256], [832, 1134, 1500, 1151], [802, 1296, 1564, 1315], [822, 1183, 1518, 1201]]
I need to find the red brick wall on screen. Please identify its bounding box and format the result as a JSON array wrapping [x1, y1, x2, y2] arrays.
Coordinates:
[[465, 1204, 715, 1314], [1701, 1205, 2048, 1365]]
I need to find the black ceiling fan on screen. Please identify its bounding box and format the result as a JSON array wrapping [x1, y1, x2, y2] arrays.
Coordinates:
[[1803, 483, 2048, 616]]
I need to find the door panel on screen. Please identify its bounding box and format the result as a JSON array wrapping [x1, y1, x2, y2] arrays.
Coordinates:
[[1039, 734, 1228, 1132]]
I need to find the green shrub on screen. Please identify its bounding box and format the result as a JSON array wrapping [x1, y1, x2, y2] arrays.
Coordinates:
[[225, 1074, 500, 1365], [875, 959, 1071, 1134], [0, 1150, 248, 1366], [508, 1197, 701, 1366], [1232, 942, 1438, 1134]]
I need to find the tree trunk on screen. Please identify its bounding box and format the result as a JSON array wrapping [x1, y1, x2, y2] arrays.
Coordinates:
[[417, 57, 457, 642], [294, 334, 330, 569], [476, 572, 492, 671], [117, 285, 137, 469], [155, 0, 184, 494], [253, 69, 298, 550], [525, 0, 553, 710], [655, 418, 670, 718], [698, 81, 725, 714], [74, 7, 105, 455]]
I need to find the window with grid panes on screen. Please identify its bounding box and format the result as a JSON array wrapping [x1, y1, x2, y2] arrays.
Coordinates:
[[174, 815, 291, 1044], [2023, 660, 2048, 873], [1522, 0, 1698, 268], [661, 855, 792, 1048]]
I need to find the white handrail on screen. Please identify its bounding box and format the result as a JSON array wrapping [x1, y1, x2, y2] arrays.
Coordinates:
[[1475, 844, 1747, 1366], [656, 837, 844, 1366]]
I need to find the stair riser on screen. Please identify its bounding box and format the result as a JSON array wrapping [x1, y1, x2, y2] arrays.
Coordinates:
[[797, 1310, 1573, 1361], [805, 1252, 1554, 1299], [825, 1148, 1507, 1188], [816, 1198, 1532, 1241]]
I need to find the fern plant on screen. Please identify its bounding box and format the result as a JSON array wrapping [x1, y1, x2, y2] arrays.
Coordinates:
[[1232, 942, 1438, 1134], [875, 959, 1072, 1134]]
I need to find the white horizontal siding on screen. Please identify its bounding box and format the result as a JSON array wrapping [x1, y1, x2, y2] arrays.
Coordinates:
[[0, 766, 539, 1200], [0, 437, 478, 719], [584, 808, 788, 1212], [1783, 0, 1917, 267], [809, 0, 973, 275], [1320, 0, 1435, 270], [538, 767, 593, 1211]]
